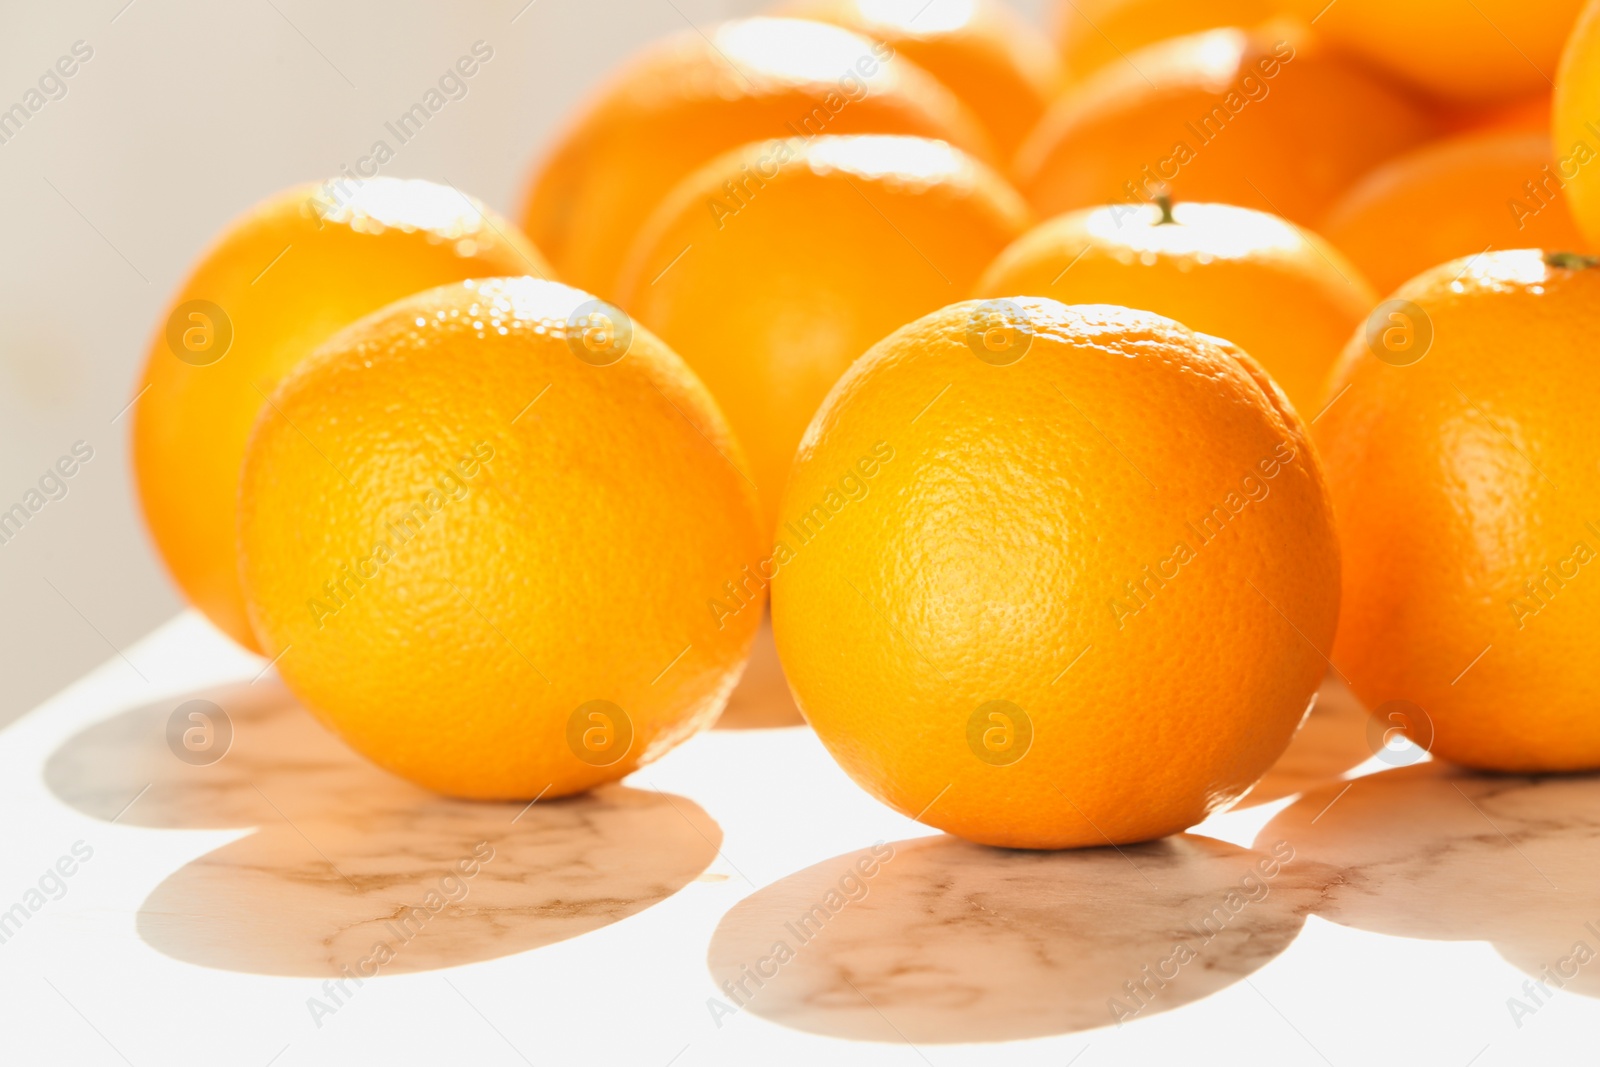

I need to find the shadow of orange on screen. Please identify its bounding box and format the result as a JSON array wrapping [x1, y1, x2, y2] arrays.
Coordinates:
[[46, 681, 721, 976], [716, 617, 804, 730], [707, 832, 1331, 1042], [1258, 761, 1600, 998]]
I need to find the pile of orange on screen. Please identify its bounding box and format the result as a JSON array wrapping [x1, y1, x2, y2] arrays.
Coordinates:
[[132, 0, 1600, 847]]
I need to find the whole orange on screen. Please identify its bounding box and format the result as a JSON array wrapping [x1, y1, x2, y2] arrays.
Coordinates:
[[1286, 0, 1587, 104], [1555, 0, 1600, 245], [133, 178, 548, 652], [777, 0, 1061, 157], [1322, 128, 1589, 297], [1015, 25, 1434, 228], [518, 17, 990, 298], [1319, 250, 1600, 771], [1051, 0, 1282, 85], [975, 199, 1374, 415], [770, 298, 1341, 848], [616, 134, 1031, 529], [237, 278, 764, 798]]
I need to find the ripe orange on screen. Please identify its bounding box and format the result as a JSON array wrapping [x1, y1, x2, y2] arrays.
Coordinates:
[[1286, 0, 1587, 104], [1555, 0, 1600, 245], [518, 17, 991, 297], [770, 298, 1340, 848], [1319, 250, 1600, 771], [1015, 25, 1434, 227], [1479, 93, 1553, 133], [1435, 91, 1550, 135], [1051, 0, 1282, 85], [133, 178, 548, 653], [1321, 128, 1589, 297], [777, 0, 1061, 157], [975, 199, 1374, 415], [236, 277, 765, 797], [615, 134, 1031, 529]]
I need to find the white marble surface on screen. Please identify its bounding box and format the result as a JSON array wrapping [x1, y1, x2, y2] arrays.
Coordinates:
[[2, 611, 1598, 1065]]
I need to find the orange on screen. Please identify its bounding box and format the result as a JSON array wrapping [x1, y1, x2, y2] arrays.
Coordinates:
[[975, 198, 1374, 415], [770, 297, 1341, 848], [1285, 0, 1587, 104], [237, 277, 765, 798], [1015, 25, 1434, 227], [133, 178, 548, 653], [616, 134, 1031, 529], [518, 17, 991, 298], [776, 0, 1061, 157], [1322, 128, 1589, 297], [1319, 250, 1600, 771], [1435, 91, 1550, 135], [1555, 0, 1600, 245], [1050, 0, 1282, 85], [1477, 93, 1553, 133]]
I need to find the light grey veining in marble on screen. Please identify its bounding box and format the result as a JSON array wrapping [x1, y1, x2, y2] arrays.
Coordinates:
[[708, 833, 1331, 1043], [35, 648, 1383, 1005], [1261, 761, 1600, 999], [45, 681, 722, 976], [697, 673, 1425, 1045]]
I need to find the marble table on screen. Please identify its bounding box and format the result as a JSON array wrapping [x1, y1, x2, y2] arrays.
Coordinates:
[[3, 612, 1597, 1065]]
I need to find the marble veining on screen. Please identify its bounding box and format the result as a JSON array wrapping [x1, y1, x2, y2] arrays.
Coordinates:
[[37, 651, 1391, 1005], [697, 673, 1492, 1046], [46, 681, 721, 976], [708, 834, 1329, 1043], [1260, 761, 1600, 999]]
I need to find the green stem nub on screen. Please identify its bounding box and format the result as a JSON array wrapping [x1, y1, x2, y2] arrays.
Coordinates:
[[1544, 251, 1600, 271], [1155, 192, 1176, 225]]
